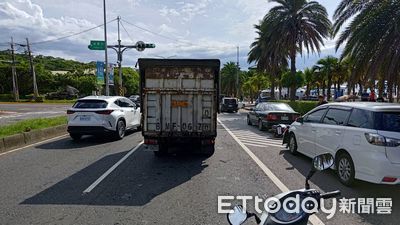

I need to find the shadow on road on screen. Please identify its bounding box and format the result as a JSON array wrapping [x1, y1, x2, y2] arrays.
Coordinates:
[[36, 130, 139, 150], [21, 146, 208, 206], [280, 150, 399, 224]]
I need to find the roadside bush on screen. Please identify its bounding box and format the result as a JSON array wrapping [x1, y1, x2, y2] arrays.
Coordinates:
[[275, 100, 318, 115], [0, 94, 14, 102]]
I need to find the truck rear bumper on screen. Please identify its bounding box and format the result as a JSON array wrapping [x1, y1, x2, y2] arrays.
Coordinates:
[[144, 136, 215, 152]]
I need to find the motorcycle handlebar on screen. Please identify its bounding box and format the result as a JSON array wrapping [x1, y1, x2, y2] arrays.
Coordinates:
[[320, 190, 341, 199]]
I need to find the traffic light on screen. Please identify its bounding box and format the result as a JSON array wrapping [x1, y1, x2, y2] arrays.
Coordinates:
[[135, 41, 156, 52]]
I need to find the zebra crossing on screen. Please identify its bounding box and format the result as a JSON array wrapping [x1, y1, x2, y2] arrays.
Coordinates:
[[218, 113, 286, 149], [229, 129, 285, 148]]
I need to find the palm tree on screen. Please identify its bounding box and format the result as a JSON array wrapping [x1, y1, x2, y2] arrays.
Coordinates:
[[220, 62, 238, 96], [303, 68, 314, 96], [263, 0, 331, 101], [248, 21, 287, 99], [315, 56, 339, 101], [333, 0, 400, 102]]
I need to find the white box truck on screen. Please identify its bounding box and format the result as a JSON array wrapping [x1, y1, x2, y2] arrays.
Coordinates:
[[138, 59, 220, 156]]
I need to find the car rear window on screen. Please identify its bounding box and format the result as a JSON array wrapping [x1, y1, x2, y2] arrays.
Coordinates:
[[270, 103, 294, 112], [73, 100, 108, 109], [375, 112, 400, 132], [224, 99, 237, 104]]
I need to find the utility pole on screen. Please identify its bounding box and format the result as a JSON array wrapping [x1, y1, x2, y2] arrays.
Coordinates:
[[117, 16, 123, 96], [103, 0, 109, 96], [236, 46, 240, 98], [10, 37, 19, 101], [26, 38, 39, 98]]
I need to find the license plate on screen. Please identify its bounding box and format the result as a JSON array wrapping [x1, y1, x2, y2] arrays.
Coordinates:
[[80, 116, 90, 121], [281, 116, 289, 121]]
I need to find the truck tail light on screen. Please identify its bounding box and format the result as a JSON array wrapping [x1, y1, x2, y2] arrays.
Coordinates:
[[96, 110, 114, 115], [266, 114, 278, 121], [144, 139, 158, 145], [382, 177, 397, 183], [67, 110, 75, 114]]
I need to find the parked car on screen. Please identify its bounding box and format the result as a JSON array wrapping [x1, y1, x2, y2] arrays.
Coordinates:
[[284, 102, 400, 186], [361, 92, 370, 101], [220, 97, 239, 113], [67, 96, 141, 140], [247, 102, 300, 131]]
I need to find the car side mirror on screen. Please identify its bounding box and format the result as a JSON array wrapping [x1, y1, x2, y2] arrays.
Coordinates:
[[296, 117, 304, 123]]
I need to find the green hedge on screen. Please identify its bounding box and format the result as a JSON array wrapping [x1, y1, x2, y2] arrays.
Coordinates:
[[0, 94, 14, 102], [275, 100, 318, 115]]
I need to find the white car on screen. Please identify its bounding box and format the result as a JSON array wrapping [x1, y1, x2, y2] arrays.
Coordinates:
[[67, 96, 141, 140], [285, 102, 400, 186]]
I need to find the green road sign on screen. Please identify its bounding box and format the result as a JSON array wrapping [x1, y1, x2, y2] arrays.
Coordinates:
[[88, 40, 105, 50]]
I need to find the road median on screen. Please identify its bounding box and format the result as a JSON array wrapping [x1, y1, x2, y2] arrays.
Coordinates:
[[0, 117, 68, 154]]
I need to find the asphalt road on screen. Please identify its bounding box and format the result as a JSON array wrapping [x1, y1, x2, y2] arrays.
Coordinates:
[[0, 111, 398, 225], [0, 103, 72, 126]]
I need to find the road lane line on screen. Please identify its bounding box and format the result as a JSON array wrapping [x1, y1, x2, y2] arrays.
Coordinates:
[[234, 135, 282, 144], [218, 118, 325, 225], [83, 141, 144, 194], [0, 134, 69, 157]]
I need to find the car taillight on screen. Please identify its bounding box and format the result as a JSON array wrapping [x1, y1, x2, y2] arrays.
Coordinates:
[[364, 133, 400, 147], [266, 114, 278, 121], [96, 110, 114, 115], [67, 110, 75, 114]]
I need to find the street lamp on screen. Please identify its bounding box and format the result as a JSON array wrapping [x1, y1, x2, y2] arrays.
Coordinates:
[[103, 0, 109, 96]]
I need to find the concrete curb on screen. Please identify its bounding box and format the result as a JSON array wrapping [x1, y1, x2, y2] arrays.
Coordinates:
[[0, 125, 67, 154]]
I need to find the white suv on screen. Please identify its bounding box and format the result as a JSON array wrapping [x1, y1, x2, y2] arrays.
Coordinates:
[[286, 102, 400, 186], [67, 96, 141, 140]]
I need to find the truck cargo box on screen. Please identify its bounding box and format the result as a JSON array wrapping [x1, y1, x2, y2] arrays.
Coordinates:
[[138, 59, 220, 155]]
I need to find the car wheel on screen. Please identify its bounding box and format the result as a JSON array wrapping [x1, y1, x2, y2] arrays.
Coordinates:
[[115, 119, 126, 140], [258, 120, 264, 131], [289, 134, 298, 155], [70, 133, 82, 141], [336, 153, 355, 186], [247, 116, 252, 125]]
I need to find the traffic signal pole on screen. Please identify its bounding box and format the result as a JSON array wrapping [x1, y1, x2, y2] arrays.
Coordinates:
[[117, 16, 123, 96], [103, 0, 109, 96]]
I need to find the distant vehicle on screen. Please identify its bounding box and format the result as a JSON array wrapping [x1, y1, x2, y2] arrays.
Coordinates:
[[46, 85, 79, 100], [129, 95, 141, 106], [138, 58, 220, 157], [284, 102, 400, 185], [220, 97, 238, 113], [67, 96, 141, 140], [247, 102, 300, 131]]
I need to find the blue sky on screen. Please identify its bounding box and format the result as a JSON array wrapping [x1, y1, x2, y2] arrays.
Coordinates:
[[0, 0, 342, 70]]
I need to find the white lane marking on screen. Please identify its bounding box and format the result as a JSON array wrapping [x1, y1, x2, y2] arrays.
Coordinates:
[[0, 111, 65, 119], [0, 134, 69, 157], [83, 141, 144, 194], [240, 141, 284, 148], [218, 118, 325, 225], [234, 135, 282, 144]]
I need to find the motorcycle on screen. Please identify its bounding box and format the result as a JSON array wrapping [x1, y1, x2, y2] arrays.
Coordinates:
[[272, 124, 290, 138], [227, 153, 341, 225]]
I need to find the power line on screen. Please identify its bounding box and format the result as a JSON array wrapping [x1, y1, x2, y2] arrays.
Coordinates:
[[13, 18, 117, 46], [119, 20, 135, 43]]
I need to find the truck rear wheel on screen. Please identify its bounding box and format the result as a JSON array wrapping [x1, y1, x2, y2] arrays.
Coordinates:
[[201, 145, 215, 157], [154, 144, 168, 157]]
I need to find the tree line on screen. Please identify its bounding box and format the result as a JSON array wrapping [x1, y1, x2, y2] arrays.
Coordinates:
[[245, 0, 400, 102]]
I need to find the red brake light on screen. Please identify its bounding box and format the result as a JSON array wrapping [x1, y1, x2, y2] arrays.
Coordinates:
[[144, 139, 158, 145], [96, 110, 114, 115], [266, 114, 278, 121], [67, 110, 75, 114]]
